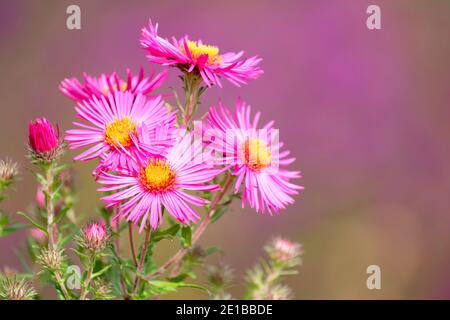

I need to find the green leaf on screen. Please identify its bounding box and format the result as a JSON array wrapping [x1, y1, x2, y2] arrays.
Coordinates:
[[144, 280, 208, 296], [0, 212, 9, 226], [91, 265, 112, 280], [53, 205, 72, 225], [180, 226, 192, 248], [166, 272, 196, 283], [151, 224, 180, 242], [16, 211, 48, 234], [210, 206, 228, 224], [0, 223, 28, 237], [59, 226, 79, 247], [203, 246, 223, 257]]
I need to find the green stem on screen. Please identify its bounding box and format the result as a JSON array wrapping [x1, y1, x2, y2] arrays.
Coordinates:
[[44, 164, 56, 249], [132, 221, 151, 295], [142, 174, 235, 281], [55, 271, 71, 300], [128, 222, 138, 267], [182, 74, 202, 127], [80, 253, 96, 300]]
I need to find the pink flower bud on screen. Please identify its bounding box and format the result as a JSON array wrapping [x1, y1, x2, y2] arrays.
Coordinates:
[[81, 221, 109, 252], [266, 237, 302, 263], [35, 186, 45, 209], [28, 118, 61, 162], [30, 228, 47, 245]]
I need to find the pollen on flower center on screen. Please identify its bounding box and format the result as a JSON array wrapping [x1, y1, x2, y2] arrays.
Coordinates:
[[181, 40, 222, 65], [241, 139, 272, 170], [104, 117, 136, 147], [139, 159, 176, 193], [102, 82, 128, 96]]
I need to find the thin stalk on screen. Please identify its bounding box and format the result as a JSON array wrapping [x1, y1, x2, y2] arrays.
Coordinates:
[[80, 253, 96, 300], [132, 222, 151, 295], [128, 222, 138, 267], [44, 164, 56, 249], [55, 271, 70, 300], [143, 174, 235, 281]]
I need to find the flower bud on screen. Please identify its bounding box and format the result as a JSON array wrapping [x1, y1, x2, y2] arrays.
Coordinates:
[[266, 284, 293, 300], [205, 263, 234, 290], [265, 237, 303, 264], [37, 248, 64, 271], [0, 273, 36, 300], [28, 117, 61, 162], [0, 159, 18, 190], [30, 228, 47, 245], [80, 221, 110, 253]]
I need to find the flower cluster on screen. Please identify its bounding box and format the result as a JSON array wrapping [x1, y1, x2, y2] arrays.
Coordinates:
[[0, 18, 304, 300], [59, 20, 302, 232]]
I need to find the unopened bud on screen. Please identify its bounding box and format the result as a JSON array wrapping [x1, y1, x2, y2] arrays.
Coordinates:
[[0, 159, 19, 189], [0, 273, 36, 300], [265, 237, 303, 264], [28, 117, 62, 162], [37, 247, 64, 271], [79, 221, 110, 253]]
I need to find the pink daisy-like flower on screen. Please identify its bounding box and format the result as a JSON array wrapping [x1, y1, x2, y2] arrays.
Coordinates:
[[97, 133, 223, 231], [206, 99, 303, 213], [65, 91, 176, 172], [59, 68, 167, 103], [140, 20, 263, 87]]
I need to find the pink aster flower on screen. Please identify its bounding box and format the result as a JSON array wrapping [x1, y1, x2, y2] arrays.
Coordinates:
[[206, 99, 303, 213], [59, 68, 167, 103], [140, 20, 263, 87], [97, 133, 223, 231], [65, 91, 176, 172]]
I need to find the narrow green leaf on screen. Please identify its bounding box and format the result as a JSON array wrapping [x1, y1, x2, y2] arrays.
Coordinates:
[[59, 226, 79, 247], [91, 265, 112, 279], [151, 224, 180, 242], [181, 226, 192, 248], [16, 211, 48, 234], [0, 223, 28, 237]]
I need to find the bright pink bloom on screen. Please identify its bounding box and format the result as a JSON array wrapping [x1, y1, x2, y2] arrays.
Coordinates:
[[60, 68, 167, 103], [140, 20, 263, 87], [98, 133, 223, 231], [65, 91, 176, 172], [206, 99, 303, 214], [28, 118, 60, 154]]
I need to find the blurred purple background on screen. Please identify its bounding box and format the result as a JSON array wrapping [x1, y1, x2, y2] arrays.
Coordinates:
[[1, 0, 449, 299]]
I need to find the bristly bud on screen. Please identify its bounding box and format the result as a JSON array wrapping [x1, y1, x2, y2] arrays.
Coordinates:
[[245, 238, 302, 300], [265, 237, 303, 266], [205, 262, 234, 299], [92, 280, 114, 300], [0, 159, 19, 199], [0, 159, 19, 186], [37, 247, 64, 271], [0, 273, 36, 300], [79, 221, 110, 253], [265, 284, 293, 300], [28, 117, 63, 163]]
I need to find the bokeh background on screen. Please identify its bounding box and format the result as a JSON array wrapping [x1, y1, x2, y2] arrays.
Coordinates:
[[1, 0, 449, 299]]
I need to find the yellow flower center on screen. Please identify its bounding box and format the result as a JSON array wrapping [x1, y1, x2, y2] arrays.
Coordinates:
[[101, 82, 128, 96], [242, 139, 272, 171], [181, 40, 222, 65], [139, 159, 176, 193], [104, 117, 136, 147]]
